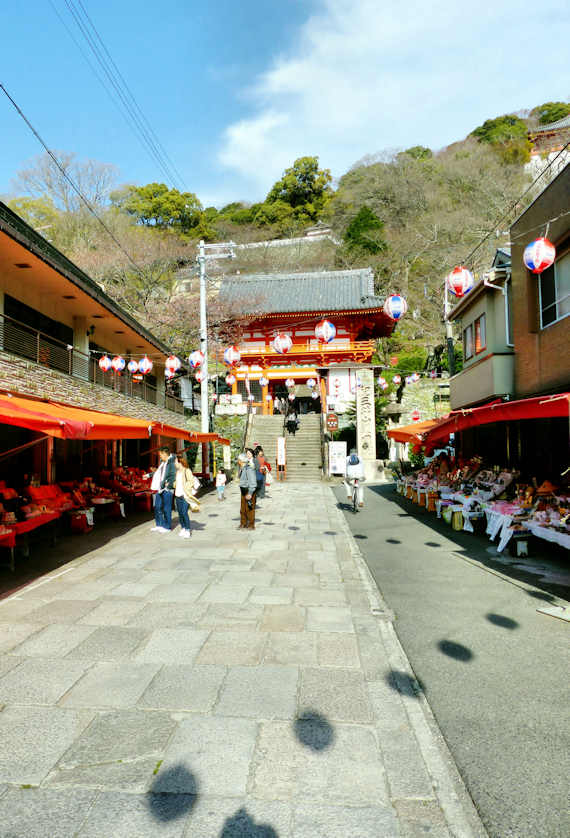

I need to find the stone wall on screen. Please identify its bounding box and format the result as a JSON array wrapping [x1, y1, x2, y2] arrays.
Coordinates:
[[0, 351, 188, 430], [394, 379, 448, 427]]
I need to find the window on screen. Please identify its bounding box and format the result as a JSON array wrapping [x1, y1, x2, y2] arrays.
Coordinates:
[[505, 278, 514, 346], [463, 324, 473, 360], [475, 314, 486, 353], [539, 250, 570, 328]]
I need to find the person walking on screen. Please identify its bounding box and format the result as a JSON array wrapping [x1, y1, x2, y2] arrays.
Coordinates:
[[238, 449, 258, 529], [216, 468, 227, 501], [150, 446, 176, 532], [174, 455, 195, 538], [253, 445, 266, 500]]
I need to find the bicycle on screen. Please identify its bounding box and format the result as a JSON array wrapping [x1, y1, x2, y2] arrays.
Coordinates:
[[352, 478, 360, 514]]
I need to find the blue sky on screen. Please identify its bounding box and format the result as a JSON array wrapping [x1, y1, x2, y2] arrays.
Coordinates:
[[1, 0, 569, 207]]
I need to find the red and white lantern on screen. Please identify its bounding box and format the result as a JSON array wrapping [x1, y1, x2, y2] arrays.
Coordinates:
[[195, 371, 203, 382], [411, 409, 421, 422], [138, 355, 153, 375], [285, 378, 295, 388], [272, 333, 292, 354], [523, 237, 556, 274], [392, 374, 401, 385], [111, 355, 125, 373], [411, 372, 420, 383], [311, 391, 319, 400], [259, 376, 269, 387], [127, 359, 139, 374], [430, 370, 437, 379], [288, 393, 295, 401], [165, 354, 181, 374], [447, 266, 474, 297], [381, 382, 389, 391], [306, 378, 316, 388], [266, 394, 273, 402], [98, 354, 112, 372], [165, 369, 175, 380], [383, 294, 408, 321], [315, 319, 336, 343], [405, 376, 412, 385], [189, 350, 204, 368], [247, 394, 254, 402], [378, 377, 386, 387], [223, 345, 241, 366], [226, 373, 236, 385]]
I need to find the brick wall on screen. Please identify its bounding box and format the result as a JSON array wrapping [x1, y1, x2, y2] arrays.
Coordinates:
[[0, 351, 188, 430]]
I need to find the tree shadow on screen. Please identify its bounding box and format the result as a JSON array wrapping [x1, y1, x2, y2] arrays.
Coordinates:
[[354, 534, 368, 540], [385, 669, 422, 698], [288, 526, 300, 531], [148, 764, 198, 822], [486, 612, 519, 630], [294, 710, 335, 752], [526, 590, 556, 603], [323, 531, 337, 536], [262, 522, 275, 526], [220, 807, 278, 837], [386, 538, 401, 544], [438, 639, 474, 662]]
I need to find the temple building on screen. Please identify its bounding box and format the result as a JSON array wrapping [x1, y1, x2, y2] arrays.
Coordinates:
[[218, 268, 396, 413]]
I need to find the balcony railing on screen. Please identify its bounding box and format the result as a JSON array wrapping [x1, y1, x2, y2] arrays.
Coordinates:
[[224, 339, 377, 361], [0, 313, 184, 415]]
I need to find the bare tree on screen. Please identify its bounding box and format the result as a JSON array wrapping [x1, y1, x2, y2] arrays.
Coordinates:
[[13, 151, 118, 212]]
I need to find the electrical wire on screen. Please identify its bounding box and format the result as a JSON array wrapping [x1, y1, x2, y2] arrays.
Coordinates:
[[0, 83, 145, 275], [508, 209, 570, 241]]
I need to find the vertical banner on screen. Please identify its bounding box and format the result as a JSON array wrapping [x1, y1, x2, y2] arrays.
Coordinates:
[[329, 441, 347, 475], [356, 367, 375, 463], [223, 443, 231, 470], [276, 436, 286, 466]]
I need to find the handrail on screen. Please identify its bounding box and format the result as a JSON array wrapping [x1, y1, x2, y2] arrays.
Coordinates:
[[242, 399, 252, 451], [319, 411, 327, 479]]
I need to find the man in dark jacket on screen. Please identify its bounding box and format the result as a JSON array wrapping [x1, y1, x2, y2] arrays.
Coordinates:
[[238, 449, 258, 529], [154, 446, 176, 532]]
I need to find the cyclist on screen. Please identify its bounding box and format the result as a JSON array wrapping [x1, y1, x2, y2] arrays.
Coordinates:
[[344, 449, 365, 507]]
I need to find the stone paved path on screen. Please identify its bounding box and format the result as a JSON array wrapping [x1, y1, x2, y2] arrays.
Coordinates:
[[0, 483, 486, 837]]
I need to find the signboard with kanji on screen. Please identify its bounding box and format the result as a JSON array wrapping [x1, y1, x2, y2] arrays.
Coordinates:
[[326, 413, 339, 431]]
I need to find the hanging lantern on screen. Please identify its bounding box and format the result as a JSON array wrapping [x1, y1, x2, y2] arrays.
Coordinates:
[[188, 350, 204, 368], [98, 354, 112, 372], [392, 374, 401, 385], [311, 391, 319, 400], [285, 378, 295, 388], [259, 376, 269, 387], [127, 359, 139, 374], [223, 345, 241, 366], [288, 393, 295, 401], [272, 333, 292, 354], [138, 355, 153, 375], [165, 354, 181, 374], [195, 371, 203, 382], [447, 266, 474, 297], [226, 373, 236, 385], [266, 394, 273, 402], [314, 319, 336, 343], [165, 369, 175, 380], [378, 377, 386, 387], [430, 370, 437, 379], [306, 378, 316, 388], [111, 355, 125, 373], [405, 376, 412, 385], [411, 372, 421, 383], [383, 294, 408, 320], [523, 237, 556, 274], [247, 394, 254, 402], [381, 382, 389, 391]]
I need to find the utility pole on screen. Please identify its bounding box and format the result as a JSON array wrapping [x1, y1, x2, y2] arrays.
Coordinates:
[[443, 280, 456, 377]]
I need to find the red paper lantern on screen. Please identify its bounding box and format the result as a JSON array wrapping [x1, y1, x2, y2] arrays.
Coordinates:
[[523, 237, 556, 274], [195, 371, 203, 382], [165, 354, 181, 373], [272, 333, 292, 354], [98, 355, 112, 372], [224, 345, 241, 366], [447, 266, 474, 297], [411, 409, 420, 422], [226, 373, 236, 385], [314, 319, 336, 343], [392, 374, 401, 385], [189, 350, 204, 368]]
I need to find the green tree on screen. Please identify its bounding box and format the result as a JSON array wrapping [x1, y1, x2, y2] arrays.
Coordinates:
[[111, 182, 202, 232], [343, 206, 387, 255], [265, 156, 333, 212], [471, 114, 528, 144], [403, 146, 433, 160], [531, 101, 570, 125], [7, 196, 60, 239]]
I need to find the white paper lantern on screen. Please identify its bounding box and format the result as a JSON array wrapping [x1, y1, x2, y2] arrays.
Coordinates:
[[259, 376, 269, 387], [378, 376, 386, 386], [306, 378, 316, 388], [411, 372, 420, 383], [383, 294, 408, 321], [447, 266, 474, 298], [189, 350, 204, 368], [138, 355, 153, 375], [226, 373, 236, 385], [314, 319, 336, 343], [223, 345, 241, 366], [272, 333, 292, 354], [285, 378, 295, 388], [311, 391, 319, 400], [195, 370, 203, 382], [98, 354, 112, 372], [248, 394, 254, 401], [392, 374, 401, 385], [288, 393, 295, 401], [266, 394, 273, 402], [165, 354, 181, 373], [111, 355, 125, 372], [523, 237, 556, 274], [165, 369, 175, 380], [127, 359, 139, 373]]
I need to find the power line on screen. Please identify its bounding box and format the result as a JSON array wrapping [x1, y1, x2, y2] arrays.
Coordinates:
[[0, 82, 145, 275]]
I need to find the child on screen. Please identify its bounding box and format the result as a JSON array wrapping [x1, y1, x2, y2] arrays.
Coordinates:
[[216, 468, 227, 501]]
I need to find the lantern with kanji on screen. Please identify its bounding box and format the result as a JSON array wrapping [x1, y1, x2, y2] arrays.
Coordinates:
[[392, 374, 401, 385], [306, 378, 316, 388], [523, 237, 556, 274], [98, 354, 112, 372], [189, 350, 204, 368], [165, 354, 181, 374], [314, 319, 336, 343], [447, 266, 474, 297], [285, 378, 295, 388], [383, 294, 408, 320], [226, 373, 236, 385], [138, 355, 153, 375], [223, 345, 241, 366], [259, 376, 269, 387], [272, 333, 292, 354], [111, 355, 125, 373], [127, 359, 138, 374]]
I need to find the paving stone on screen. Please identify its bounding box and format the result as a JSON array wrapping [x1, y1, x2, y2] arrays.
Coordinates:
[[277, 574, 318, 588], [264, 632, 318, 665], [173, 571, 218, 585], [0, 705, 93, 784], [0, 786, 98, 838], [215, 665, 298, 719], [62, 662, 161, 708], [220, 571, 274, 587], [0, 655, 22, 679], [79, 791, 192, 838], [0, 657, 88, 705], [107, 582, 159, 598], [183, 796, 292, 837], [138, 664, 225, 711], [160, 715, 256, 796], [23, 600, 99, 624], [393, 799, 450, 838], [294, 588, 347, 606], [292, 801, 398, 837], [316, 633, 361, 668], [145, 583, 207, 603], [299, 668, 372, 723], [253, 557, 288, 573], [66, 626, 148, 661], [260, 605, 306, 633], [249, 586, 293, 605], [50, 582, 119, 601], [357, 632, 390, 680], [195, 631, 267, 665], [198, 604, 263, 630], [127, 603, 209, 628], [138, 570, 181, 584], [10, 623, 97, 657], [305, 607, 354, 634], [134, 628, 209, 664], [46, 708, 176, 791], [199, 584, 252, 604], [0, 598, 46, 621], [77, 599, 147, 626]]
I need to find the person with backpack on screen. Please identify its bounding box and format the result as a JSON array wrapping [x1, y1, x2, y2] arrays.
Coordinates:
[[238, 449, 258, 529], [345, 449, 365, 507]]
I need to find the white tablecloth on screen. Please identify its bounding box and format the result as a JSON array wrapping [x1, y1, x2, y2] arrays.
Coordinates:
[[527, 523, 570, 550]]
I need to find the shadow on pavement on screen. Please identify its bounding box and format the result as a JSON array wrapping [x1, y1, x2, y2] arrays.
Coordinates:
[[385, 669, 423, 698], [148, 764, 198, 821], [486, 612, 519, 629], [438, 639, 474, 662], [294, 710, 335, 752], [220, 807, 278, 837]]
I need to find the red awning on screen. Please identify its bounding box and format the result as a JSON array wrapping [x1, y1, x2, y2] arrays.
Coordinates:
[[387, 419, 445, 444], [215, 436, 231, 446], [421, 393, 570, 449]]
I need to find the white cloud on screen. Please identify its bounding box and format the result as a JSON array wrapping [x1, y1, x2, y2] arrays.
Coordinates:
[[217, 0, 570, 197]]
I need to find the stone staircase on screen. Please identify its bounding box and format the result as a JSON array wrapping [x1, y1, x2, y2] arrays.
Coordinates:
[[247, 413, 323, 482]]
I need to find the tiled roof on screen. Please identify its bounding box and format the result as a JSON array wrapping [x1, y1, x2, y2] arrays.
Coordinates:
[[219, 268, 382, 314], [533, 114, 570, 133]]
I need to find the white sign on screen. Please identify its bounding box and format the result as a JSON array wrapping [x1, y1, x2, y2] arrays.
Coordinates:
[[223, 444, 231, 470], [276, 436, 286, 466], [356, 367, 376, 462], [329, 441, 347, 475]]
